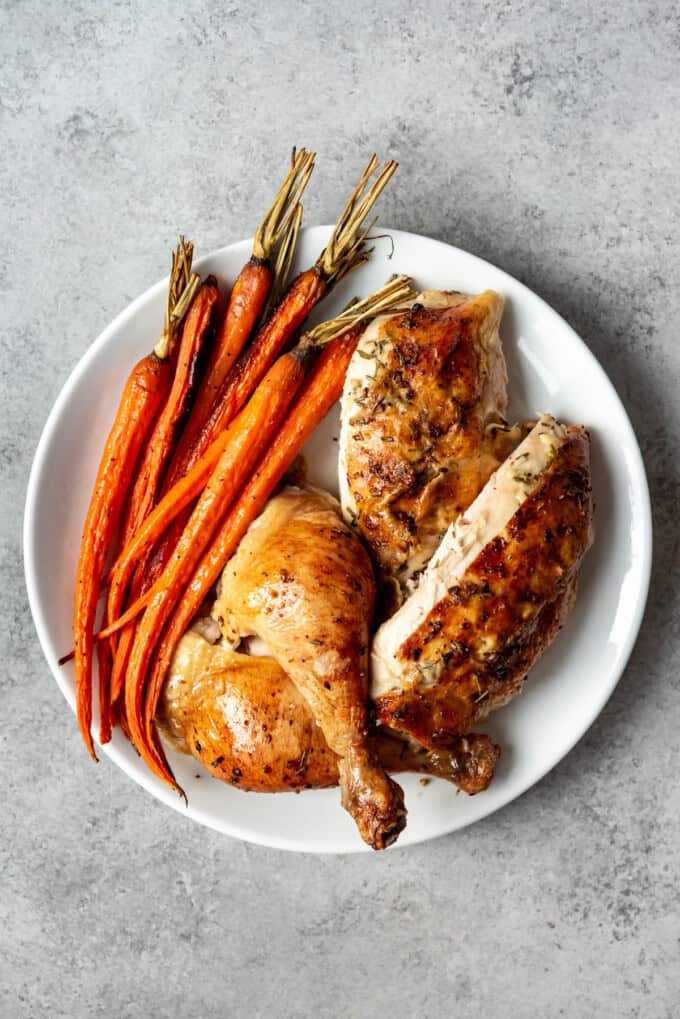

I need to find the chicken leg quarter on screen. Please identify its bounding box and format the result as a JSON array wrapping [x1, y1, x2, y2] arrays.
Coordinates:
[[212, 486, 407, 849]]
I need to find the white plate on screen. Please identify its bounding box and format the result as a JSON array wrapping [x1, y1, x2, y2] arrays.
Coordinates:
[[24, 227, 652, 853]]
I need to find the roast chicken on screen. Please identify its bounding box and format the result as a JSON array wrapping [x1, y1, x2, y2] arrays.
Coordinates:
[[339, 289, 521, 604], [371, 415, 594, 747], [158, 630, 500, 795], [210, 486, 407, 850], [154, 284, 594, 844]]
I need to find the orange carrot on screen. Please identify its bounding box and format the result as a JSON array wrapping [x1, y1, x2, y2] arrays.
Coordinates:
[[145, 262, 321, 582], [159, 150, 314, 497], [106, 278, 222, 698], [97, 639, 113, 745], [169, 259, 271, 462], [118, 277, 222, 555], [96, 272, 414, 789], [73, 351, 172, 758], [191, 268, 327, 456], [172, 156, 396, 482], [147, 156, 396, 581], [71, 237, 198, 757]]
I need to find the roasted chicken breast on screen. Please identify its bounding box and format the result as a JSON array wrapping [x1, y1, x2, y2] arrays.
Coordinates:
[[159, 630, 500, 795], [339, 289, 521, 600], [371, 415, 593, 747], [211, 486, 407, 849]]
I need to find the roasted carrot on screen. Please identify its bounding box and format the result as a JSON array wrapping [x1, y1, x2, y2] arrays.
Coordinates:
[[145, 239, 316, 581], [72, 238, 199, 756], [97, 639, 113, 745], [166, 150, 314, 483], [182, 155, 397, 476], [147, 156, 397, 582], [106, 277, 222, 701], [73, 348, 173, 757], [117, 276, 222, 556], [103, 428, 230, 613], [107, 192, 305, 703]]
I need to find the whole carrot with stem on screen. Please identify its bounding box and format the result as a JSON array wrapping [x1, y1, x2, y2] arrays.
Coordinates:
[[72, 237, 199, 757], [105, 276, 222, 707], [188, 155, 397, 474], [161, 149, 314, 496], [146, 155, 397, 585]]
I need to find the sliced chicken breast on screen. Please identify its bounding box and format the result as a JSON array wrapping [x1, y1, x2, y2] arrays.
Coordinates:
[[371, 415, 594, 747]]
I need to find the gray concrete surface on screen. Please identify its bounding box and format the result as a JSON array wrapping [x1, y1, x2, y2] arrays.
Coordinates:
[[2, 1, 678, 1016]]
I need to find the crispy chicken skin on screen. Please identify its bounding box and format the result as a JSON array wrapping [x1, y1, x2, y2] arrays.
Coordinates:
[[339, 290, 520, 598], [372, 418, 593, 747], [211, 486, 407, 849], [158, 631, 499, 795]]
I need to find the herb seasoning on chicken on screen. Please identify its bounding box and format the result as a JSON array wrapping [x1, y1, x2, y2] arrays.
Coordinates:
[[371, 416, 594, 747], [211, 485, 407, 850], [339, 290, 521, 608]]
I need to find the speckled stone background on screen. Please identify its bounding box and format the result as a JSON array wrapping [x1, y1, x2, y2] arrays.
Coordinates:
[[2, 2, 678, 1016]]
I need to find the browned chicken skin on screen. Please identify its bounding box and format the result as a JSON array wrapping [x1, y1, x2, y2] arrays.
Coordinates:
[[372, 417, 593, 747], [212, 486, 407, 849], [154, 279, 593, 836], [158, 631, 499, 795], [339, 290, 521, 603]]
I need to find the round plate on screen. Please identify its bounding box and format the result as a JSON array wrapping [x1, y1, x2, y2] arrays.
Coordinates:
[[24, 227, 652, 853]]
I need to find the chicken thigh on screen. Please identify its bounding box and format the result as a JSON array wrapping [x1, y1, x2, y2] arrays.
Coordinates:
[[211, 486, 407, 849], [339, 289, 521, 603], [158, 630, 500, 795], [371, 416, 593, 747]]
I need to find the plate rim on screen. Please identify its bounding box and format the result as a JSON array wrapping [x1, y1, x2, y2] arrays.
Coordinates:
[[23, 226, 653, 853]]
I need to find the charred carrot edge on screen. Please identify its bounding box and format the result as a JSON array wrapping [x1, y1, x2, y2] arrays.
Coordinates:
[[122, 353, 309, 787], [97, 639, 113, 744], [143, 327, 365, 761], [71, 237, 198, 756], [108, 614, 137, 711], [106, 279, 222, 693]]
